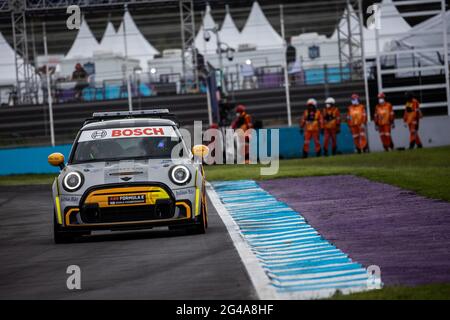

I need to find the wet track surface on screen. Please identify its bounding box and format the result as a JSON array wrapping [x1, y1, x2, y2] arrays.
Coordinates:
[[0, 185, 255, 299], [260, 176, 450, 287]]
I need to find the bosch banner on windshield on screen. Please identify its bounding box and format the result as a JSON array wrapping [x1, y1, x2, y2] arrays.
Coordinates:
[[78, 126, 177, 142]]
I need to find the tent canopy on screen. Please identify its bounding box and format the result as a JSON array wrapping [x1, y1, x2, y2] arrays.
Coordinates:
[[99, 21, 118, 53], [65, 17, 100, 59], [0, 31, 36, 85], [0, 31, 18, 84], [219, 6, 241, 50], [386, 10, 450, 67], [116, 11, 160, 71], [239, 1, 283, 50], [195, 4, 218, 54], [392, 10, 450, 49], [363, 0, 411, 56]]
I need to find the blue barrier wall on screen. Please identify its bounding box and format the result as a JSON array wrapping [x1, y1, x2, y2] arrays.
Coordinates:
[[0, 144, 72, 175], [0, 125, 355, 175], [277, 124, 355, 159]]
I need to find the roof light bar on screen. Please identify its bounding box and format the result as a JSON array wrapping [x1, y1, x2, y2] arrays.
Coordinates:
[[92, 109, 170, 118]]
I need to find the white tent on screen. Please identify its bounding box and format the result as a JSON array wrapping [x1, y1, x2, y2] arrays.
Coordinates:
[[388, 10, 450, 54], [239, 1, 283, 50], [195, 4, 218, 55], [385, 10, 450, 76], [0, 31, 40, 104], [0, 31, 18, 85], [65, 18, 101, 59], [99, 21, 118, 53], [116, 11, 160, 71], [219, 6, 241, 50], [363, 0, 411, 57]]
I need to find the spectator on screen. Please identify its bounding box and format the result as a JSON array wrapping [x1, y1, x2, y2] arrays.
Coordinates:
[[72, 63, 88, 101]]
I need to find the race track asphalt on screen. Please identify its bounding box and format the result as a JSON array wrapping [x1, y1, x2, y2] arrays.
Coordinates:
[[0, 185, 255, 300]]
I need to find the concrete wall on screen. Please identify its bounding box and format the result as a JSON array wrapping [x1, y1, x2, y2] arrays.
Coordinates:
[[368, 115, 450, 152]]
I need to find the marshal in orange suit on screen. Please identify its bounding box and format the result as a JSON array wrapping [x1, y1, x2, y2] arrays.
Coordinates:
[[403, 92, 423, 149], [347, 93, 368, 153], [322, 97, 341, 156], [299, 98, 322, 158], [374, 92, 395, 151]]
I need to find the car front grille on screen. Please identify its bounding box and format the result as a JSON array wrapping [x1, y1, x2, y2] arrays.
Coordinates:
[[80, 201, 174, 224]]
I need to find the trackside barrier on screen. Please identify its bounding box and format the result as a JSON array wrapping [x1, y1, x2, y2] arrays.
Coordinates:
[[0, 144, 72, 175], [254, 125, 355, 159]]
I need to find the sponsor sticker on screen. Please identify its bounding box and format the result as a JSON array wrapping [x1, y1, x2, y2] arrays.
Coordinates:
[[108, 194, 146, 205], [78, 126, 177, 142]]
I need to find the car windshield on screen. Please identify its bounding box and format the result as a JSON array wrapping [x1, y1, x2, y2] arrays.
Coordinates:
[[71, 126, 186, 163]]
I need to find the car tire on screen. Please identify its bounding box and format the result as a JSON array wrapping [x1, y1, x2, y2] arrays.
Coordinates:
[[53, 212, 89, 244], [188, 197, 207, 235]]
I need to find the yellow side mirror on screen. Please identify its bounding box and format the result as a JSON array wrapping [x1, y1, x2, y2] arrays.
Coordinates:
[[192, 144, 209, 158], [48, 152, 65, 169]]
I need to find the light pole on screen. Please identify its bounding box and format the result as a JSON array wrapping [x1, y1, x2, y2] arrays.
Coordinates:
[[203, 26, 235, 87], [122, 4, 133, 112], [203, 27, 235, 126]]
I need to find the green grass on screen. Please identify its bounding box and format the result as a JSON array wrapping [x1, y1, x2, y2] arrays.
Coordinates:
[[330, 283, 450, 300], [205, 146, 450, 202], [0, 173, 57, 186], [1, 147, 449, 201]]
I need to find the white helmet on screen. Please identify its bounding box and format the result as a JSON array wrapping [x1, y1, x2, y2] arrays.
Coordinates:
[[325, 97, 335, 105], [307, 98, 317, 106]]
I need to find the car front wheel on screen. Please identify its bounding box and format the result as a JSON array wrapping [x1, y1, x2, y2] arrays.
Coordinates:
[[53, 212, 89, 244]]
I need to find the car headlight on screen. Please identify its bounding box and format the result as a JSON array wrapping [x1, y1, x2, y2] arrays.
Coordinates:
[[169, 165, 191, 185], [62, 171, 84, 192]]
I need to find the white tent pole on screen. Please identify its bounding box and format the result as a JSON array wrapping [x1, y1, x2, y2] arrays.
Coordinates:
[[43, 22, 55, 147], [442, 0, 450, 116], [123, 4, 133, 112], [280, 4, 292, 127], [358, 0, 371, 122]]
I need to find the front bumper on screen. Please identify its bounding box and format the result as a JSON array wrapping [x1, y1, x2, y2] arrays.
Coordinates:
[[59, 183, 197, 230]]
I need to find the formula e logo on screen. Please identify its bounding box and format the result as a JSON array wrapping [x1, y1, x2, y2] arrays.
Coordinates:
[[91, 130, 107, 140]]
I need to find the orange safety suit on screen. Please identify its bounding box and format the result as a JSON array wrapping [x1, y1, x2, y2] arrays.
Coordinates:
[[300, 108, 322, 154], [322, 106, 341, 155], [231, 112, 253, 161], [347, 104, 368, 152], [374, 101, 395, 151], [403, 98, 422, 148]]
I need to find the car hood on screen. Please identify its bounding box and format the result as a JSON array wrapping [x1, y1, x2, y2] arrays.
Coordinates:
[[60, 158, 197, 195]]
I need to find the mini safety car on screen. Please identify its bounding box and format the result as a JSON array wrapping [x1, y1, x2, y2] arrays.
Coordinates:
[[48, 109, 209, 243]]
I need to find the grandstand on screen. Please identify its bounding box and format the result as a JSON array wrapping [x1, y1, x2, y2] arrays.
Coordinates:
[[0, 0, 448, 150]]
